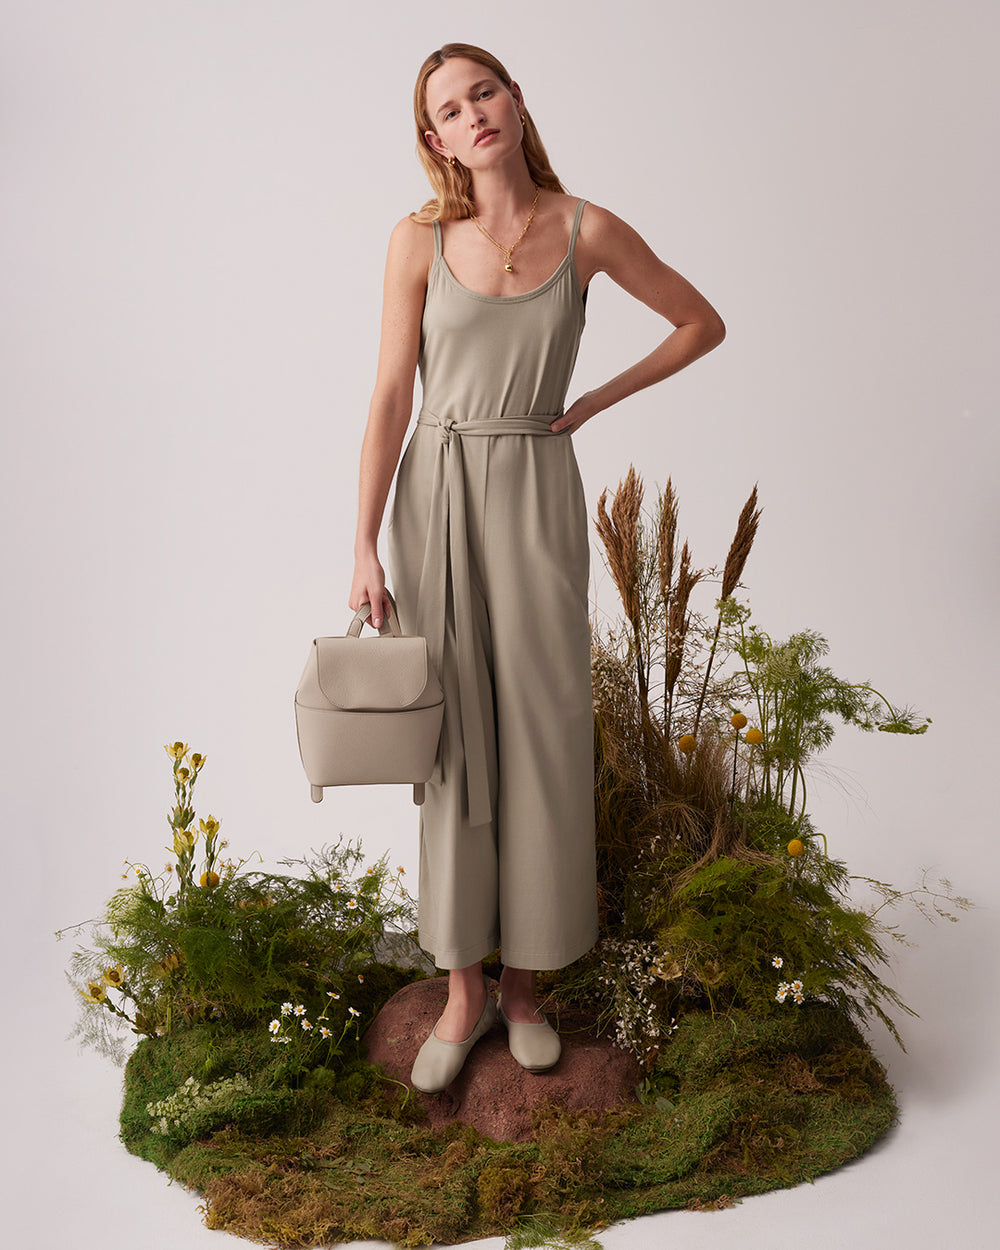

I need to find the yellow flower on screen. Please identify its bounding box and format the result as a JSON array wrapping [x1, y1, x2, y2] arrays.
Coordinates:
[[190, 753, 206, 770], [173, 830, 196, 855], [80, 981, 107, 1004], [730, 712, 748, 729], [175, 767, 191, 783], [745, 727, 764, 745], [102, 965, 125, 989], [199, 816, 220, 837], [677, 734, 696, 755], [200, 870, 220, 889], [787, 838, 805, 857], [164, 742, 189, 760], [152, 952, 182, 978]]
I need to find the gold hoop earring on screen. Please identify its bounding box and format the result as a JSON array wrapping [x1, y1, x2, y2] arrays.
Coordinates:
[[448, 156, 455, 165]]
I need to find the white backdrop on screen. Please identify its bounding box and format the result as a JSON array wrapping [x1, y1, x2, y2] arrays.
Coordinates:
[[3, 2, 998, 1247]]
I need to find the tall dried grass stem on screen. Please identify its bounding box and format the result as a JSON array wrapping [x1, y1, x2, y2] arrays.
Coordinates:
[[595, 467, 647, 704], [656, 478, 678, 606], [594, 467, 643, 622], [664, 541, 702, 695], [721, 484, 762, 600], [693, 485, 763, 736], [664, 541, 703, 741]]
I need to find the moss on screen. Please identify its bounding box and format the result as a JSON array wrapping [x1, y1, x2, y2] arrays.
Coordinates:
[[119, 999, 897, 1247], [477, 1161, 533, 1224]]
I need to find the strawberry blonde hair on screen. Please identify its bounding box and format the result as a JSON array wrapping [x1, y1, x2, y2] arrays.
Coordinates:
[[410, 42, 569, 222]]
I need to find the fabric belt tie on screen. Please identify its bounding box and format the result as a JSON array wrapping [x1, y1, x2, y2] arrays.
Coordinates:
[[414, 406, 564, 828]]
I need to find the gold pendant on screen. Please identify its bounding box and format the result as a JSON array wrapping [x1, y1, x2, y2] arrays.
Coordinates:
[[505, 261, 514, 272]]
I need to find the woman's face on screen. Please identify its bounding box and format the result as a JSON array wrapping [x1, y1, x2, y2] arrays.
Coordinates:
[[423, 57, 524, 169]]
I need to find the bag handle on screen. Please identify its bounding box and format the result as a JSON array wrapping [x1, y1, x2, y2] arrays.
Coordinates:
[[346, 588, 403, 638]]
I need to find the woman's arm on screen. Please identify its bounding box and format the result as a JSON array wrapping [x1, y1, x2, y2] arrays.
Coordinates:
[[350, 216, 430, 628], [552, 203, 726, 435]]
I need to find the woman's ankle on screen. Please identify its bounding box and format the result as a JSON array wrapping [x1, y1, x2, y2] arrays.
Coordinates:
[[447, 962, 486, 1003]]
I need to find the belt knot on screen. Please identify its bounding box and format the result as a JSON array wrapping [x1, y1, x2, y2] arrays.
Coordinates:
[[439, 417, 457, 444]]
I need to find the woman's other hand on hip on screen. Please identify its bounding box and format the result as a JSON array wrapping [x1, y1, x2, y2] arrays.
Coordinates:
[[550, 391, 600, 435]]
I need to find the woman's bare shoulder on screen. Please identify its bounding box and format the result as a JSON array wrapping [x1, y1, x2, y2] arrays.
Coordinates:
[[573, 198, 633, 242], [572, 199, 664, 277], [384, 214, 435, 287]]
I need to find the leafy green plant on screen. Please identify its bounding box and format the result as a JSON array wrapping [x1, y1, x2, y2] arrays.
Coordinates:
[[729, 615, 931, 825], [57, 744, 422, 1066], [565, 468, 968, 1067]]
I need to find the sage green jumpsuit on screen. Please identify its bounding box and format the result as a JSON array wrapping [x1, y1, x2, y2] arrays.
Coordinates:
[[386, 196, 599, 971]]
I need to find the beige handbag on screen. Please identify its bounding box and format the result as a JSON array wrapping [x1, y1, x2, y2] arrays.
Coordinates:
[[294, 589, 444, 804]]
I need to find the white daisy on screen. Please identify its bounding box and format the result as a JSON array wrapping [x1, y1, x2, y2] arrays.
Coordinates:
[[268, 1019, 281, 1034], [771, 956, 784, 969]]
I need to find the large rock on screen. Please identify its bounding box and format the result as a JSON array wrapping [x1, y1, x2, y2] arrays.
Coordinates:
[[361, 975, 641, 1143]]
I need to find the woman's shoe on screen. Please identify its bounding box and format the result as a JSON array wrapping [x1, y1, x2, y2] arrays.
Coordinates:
[[496, 994, 562, 1072], [410, 974, 497, 1094]]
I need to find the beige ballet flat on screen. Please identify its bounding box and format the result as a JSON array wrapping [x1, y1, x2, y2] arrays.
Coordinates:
[[496, 994, 562, 1072], [410, 974, 497, 1094]]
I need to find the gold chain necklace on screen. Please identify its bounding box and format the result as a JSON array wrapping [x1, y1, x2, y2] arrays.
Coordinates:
[[469, 184, 541, 273]]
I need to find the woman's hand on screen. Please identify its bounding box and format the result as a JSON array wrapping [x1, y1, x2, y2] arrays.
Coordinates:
[[349, 552, 392, 630], [550, 391, 600, 435]]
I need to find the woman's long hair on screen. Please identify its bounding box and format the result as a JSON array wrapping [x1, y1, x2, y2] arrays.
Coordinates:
[[410, 42, 568, 222]]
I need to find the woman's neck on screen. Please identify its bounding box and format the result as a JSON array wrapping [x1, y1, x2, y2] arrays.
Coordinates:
[[467, 159, 540, 227]]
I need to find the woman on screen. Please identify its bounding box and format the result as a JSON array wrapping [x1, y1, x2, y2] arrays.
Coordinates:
[[350, 43, 725, 1094]]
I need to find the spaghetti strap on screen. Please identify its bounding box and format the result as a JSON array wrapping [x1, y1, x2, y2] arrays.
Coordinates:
[[568, 198, 587, 260], [431, 218, 443, 261]]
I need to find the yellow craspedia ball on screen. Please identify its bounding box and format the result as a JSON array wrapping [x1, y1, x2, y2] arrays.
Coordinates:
[[745, 727, 764, 745], [677, 734, 696, 754], [200, 870, 220, 889], [787, 839, 805, 858], [730, 712, 748, 729]]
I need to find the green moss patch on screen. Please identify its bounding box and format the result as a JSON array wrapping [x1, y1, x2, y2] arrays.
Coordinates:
[[120, 996, 896, 1247]]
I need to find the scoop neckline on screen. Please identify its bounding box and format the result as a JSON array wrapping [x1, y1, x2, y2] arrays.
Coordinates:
[[435, 220, 578, 304]]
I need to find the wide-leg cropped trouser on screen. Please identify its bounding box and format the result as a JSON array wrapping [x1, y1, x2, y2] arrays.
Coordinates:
[[386, 409, 600, 971]]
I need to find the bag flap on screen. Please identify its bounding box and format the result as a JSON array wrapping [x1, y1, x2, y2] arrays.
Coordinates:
[[313, 636, 431, 710]]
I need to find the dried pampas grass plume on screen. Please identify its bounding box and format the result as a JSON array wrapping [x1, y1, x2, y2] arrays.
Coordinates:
[[693, 484, 763, 734], [595, 465, 644, 622], [664, 540, 703, 700], [595, 466, 649, 704], [657, 478, 678, 609], [721, 484, 762, 601]]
